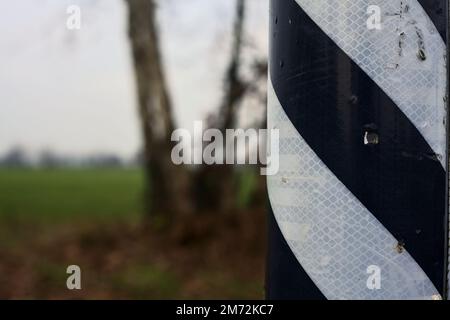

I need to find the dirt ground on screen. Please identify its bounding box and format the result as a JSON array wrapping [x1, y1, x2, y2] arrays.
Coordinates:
[[0, 208, 267, 299]]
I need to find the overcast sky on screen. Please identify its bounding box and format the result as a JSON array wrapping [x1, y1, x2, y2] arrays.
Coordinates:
[[0, 0, 268, 158]]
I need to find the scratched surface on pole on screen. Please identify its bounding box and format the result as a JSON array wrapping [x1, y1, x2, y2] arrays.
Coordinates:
[[294, 0, 447, 167], [268, 82, 440, 300], [267, 0, 448, 300]]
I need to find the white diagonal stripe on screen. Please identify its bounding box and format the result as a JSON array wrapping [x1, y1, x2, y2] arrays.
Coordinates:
[[294, 0, 447, 168], [268, 78, 440, 299]]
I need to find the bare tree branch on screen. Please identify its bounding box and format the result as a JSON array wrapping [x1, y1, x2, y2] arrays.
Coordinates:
[[215, 0, 246, 132]]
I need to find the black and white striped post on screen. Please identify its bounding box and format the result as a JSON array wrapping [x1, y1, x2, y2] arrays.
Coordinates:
[[266, 0, 449, 300]]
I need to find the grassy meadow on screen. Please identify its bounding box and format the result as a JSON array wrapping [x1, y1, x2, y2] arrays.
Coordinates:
[[0, 168, 144, 223], [0, 168, 265, 299]]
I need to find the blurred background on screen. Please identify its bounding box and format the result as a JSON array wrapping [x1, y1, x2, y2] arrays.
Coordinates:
[[0, 0, 268, 299]]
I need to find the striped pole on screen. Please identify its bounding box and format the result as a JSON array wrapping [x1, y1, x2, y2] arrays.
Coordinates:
[[266, 0, 448, 300]]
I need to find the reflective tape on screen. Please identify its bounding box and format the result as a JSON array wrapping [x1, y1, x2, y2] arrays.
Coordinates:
[[267, 0, 448, 300], [294, 0, 447, 168], [268, 79, 440, 300]]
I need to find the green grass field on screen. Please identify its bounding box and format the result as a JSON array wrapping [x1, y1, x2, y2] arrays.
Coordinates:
[[0, 168, 145, 223], [0, 168, 265, 299]]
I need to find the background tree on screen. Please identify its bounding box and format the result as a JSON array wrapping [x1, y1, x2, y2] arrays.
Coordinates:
[[126, 0, 267, 225], [126, 0, 192, 222]]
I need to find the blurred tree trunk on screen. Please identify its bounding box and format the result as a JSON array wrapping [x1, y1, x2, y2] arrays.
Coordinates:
[[126, 0, 192, 222], [193, 0, 247, 214], [218, 0, 246, 132], [126, 0, 267, 223]]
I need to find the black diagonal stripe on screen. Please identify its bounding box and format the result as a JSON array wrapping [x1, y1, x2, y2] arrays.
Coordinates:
[[269, 0, 447, 296], [266, 202, 326, 300], [419, 0, 447, 42]]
